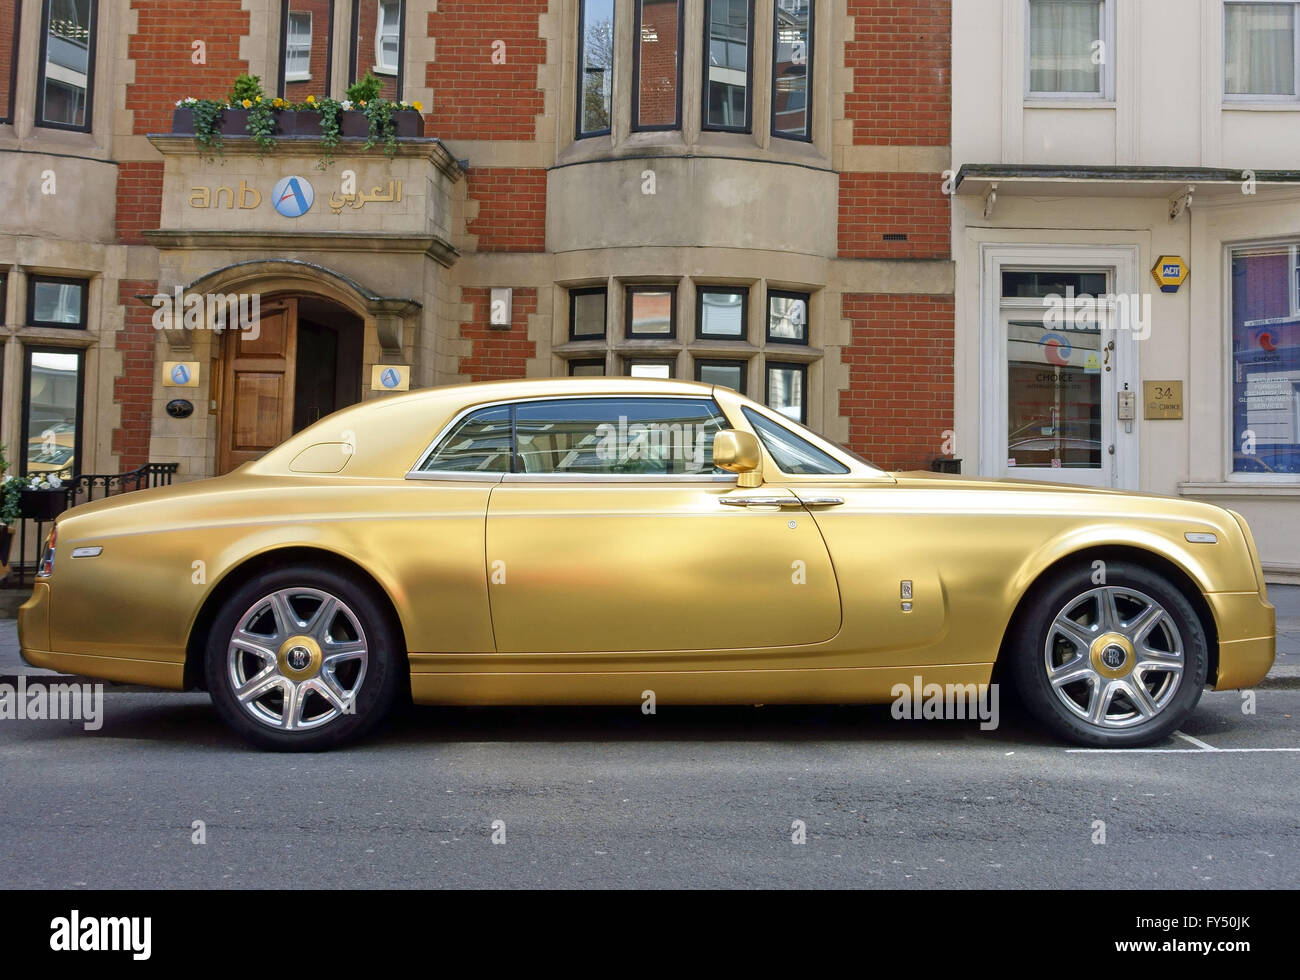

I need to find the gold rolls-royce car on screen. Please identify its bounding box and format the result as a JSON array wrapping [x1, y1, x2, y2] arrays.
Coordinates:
[[19, 378, 1275, 751]]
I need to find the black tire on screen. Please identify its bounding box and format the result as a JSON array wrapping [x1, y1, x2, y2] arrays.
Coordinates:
[[205, 565, 403, 751], [1009, 559, 1208, 747]]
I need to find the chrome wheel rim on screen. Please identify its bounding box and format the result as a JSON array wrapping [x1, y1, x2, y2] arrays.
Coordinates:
[[1043, 585, 1184, 730], [226, 588, 368, 731]]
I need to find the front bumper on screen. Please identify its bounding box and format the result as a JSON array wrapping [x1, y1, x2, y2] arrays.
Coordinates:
[[1207, 591, 1275, 690]]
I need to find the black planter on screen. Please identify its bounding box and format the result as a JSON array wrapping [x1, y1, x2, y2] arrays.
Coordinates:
[[340, 109, 422, 139], [285, 111, 322, 137], [0, 525, 11, 568], [172, 106, 422, 141], [19, 488, 69, 522]]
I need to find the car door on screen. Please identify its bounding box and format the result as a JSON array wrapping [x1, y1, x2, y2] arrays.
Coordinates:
[[484, 394, 841, 654]]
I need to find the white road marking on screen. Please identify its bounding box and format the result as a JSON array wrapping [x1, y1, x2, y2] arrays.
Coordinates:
[[1066, 729, 1300, 752], [1175, 732, 1219, 751]]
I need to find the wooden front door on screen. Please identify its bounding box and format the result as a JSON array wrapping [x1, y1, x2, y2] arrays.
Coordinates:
[[218, 297, 298, 474]]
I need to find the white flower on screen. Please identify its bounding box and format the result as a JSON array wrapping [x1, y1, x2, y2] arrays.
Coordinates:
[[340, 100, 354, 110], [47, 476, 63, 489]]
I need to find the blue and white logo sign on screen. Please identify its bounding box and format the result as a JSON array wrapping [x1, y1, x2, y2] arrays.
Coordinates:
[[272, 175, 314, 218], [170, 363, 191, 385], [370, 364, 411, 391], [380, 368, 401, 389]]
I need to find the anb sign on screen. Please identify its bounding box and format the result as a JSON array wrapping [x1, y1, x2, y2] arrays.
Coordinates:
[[1151, 255, 1189, 293]]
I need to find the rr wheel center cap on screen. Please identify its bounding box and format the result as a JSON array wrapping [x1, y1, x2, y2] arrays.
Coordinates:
[[1089, 632, 1135, 679], [277, 635, 323, 680]]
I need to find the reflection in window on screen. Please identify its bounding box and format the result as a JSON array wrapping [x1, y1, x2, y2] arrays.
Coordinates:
[[352, 0, 401, 98], [1005, 318, 1102, 470], [1027, 0, 1104, 96], [569, 358, 606, 377], [420, 405, 512, 473], [634, 0, 682, 129], [704, 0, 752, 130], [696, 359, 746, 393], [697, 288, 746, 338], [626, 286, 676, 338], [1, 0, 19, 123], [625, 358, 674, 379], [515, 397, 726, 474], [772, 0, 812, 138], [37, 0, 95, 129], [578, 0, 614, 135], [766, 362, 805, 422], [570, 287, 607, 339], [285, 10, 312, 80], [376, 0, 401, 72], [767, 291, 808, 343], [28, 277, 87, 328], [1231, 244, 1300, 474], [24, 348, 81, 476], [742, 406, 847, 474], [1225, 2, 1298, 97]]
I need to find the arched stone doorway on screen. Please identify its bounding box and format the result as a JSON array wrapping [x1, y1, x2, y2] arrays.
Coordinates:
[[216, 293, 364, 474]]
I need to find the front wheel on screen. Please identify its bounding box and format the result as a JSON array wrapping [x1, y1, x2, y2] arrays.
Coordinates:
[[1010, 560, 1209, 747], [205, 566, 403, 751]]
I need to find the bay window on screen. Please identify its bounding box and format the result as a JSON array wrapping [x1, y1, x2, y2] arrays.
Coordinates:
[[577, 0, 615, 136], [36, 0, 96, 131], [703, 0, 753, 131], [633, 0, 683, 130], [1225, 2, 1300, 99], [772, 0, 812, 139]]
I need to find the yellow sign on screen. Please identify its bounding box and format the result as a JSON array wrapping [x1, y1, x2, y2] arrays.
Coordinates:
[[371, 365, 411, 392], [1151, 255, 1189, 293], [162, 361, 200, 387], [1144, 380, 1184, 419], [329, 179, 403, 214]]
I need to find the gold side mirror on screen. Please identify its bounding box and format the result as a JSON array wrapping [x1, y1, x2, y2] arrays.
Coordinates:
[[713, 429, 763, 488]]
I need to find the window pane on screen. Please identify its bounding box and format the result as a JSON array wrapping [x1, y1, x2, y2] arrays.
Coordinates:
[[421, 405, 512, 473], [1225, 2, 1296, 96], [377, 0, 400, 72], [31, 280, 84, 325], [1001, 269, 1108, 298], [571, 290, 607, 338], [704, 0, 750, 128], [1230, 245, 1300, 474], [768, 292, 808, 342], [40, 0, 94, 127], [772, 0, 811, 137], [1006, 318, 1102, 470], [626, 359, 673, 379], [742, 407, 847, 474], [0, 0, 18, 122], [578, 0, 614, 134], [627, 288, 674, 336], [1028, 0, 1102, 94], [354, 0, 400, 96], [635, 0, 681, 127], [766, 364, 805, 421], [699, 289, 745, 337], [569, 360, 606, 377], [697, 361, 744, 392], [25, 351, 80, 475], [515, 397, 726, 474]]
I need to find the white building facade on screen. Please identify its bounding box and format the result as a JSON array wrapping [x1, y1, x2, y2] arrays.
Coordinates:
[[952, 0, 1300, 581]]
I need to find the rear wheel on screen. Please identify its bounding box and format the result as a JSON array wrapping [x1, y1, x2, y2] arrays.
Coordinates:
[[1010, 560, 1208, 747], [205, 566, 402, 751]]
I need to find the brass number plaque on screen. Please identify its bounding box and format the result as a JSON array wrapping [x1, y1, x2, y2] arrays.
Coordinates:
[[1143, 381, 1183, 420]]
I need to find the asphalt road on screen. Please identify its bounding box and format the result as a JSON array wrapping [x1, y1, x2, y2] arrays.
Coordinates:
[[1, 686, 1297, 889]]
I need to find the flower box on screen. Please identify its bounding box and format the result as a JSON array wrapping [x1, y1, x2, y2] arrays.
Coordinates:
[[19, 487, 68, 522], [171, 106, 423, 140], [340, 108, 423, 139]]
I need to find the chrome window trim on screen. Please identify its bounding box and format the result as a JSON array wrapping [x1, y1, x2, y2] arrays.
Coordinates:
[[406, 392, 732, 481]]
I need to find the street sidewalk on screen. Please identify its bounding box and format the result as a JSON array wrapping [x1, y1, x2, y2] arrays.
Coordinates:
[[2, 584, 1296, 688]]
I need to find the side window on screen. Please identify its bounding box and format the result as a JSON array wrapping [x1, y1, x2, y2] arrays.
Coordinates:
[[742, 406, 848, 475], [515, 397, 727, 475], [420, 405, 512, 473]]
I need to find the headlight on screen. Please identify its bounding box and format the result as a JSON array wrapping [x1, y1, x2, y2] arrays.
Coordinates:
[[37, 526, 56, 578]]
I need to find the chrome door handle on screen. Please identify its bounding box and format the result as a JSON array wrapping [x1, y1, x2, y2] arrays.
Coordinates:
[[719, 496, 800, 507], [797, 496, 845, 507]]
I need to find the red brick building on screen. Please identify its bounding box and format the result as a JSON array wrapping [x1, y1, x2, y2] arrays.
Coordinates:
[[0, 0, 952, 482]]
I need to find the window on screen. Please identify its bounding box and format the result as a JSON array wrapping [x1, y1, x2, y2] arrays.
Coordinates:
[[1225, 2, 1299, 99], [27, 276, 88, 328], [570, 287, 608, 340], [1, 0, 19, 124], [285, 10, 312, 80], [742, 406, 847, 474], [281, 2, 334, 99], [633, 0, 683, 130], [772, 0, 812, 139], [767, 290, 808, 343], [1026, 0, 1110, 99], [36, 0, 96, 131], [703, 0, 753, 131], [697, 287, 747, 339], [765, 362, 806, 422], [352, 0, 402, 98], [22, 347, 83, 477], [1230, 243, 1300, 475], [625, 357, 675, 378], [569, 358, 606, 377], [626, 285, 677, 338], [418, 405, 512, 473], [696, 358, 746, 393], [577, 0, 614, 136], [515, 397, 726, 475]]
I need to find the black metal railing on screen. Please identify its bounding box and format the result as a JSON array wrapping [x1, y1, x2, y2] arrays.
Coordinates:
[[5, 463, 180, 587]]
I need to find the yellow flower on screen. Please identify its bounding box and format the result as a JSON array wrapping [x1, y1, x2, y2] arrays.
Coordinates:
[[240, 98, 252, 108], [255, 96, 262, 103], [306, 95, 316, 104], [412, 101, 423, 112], [359, 100, 367, 107], [272, 97, 284, 108]]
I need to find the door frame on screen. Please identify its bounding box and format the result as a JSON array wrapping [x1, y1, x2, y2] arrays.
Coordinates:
[[978, 243, 1141, 489]]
